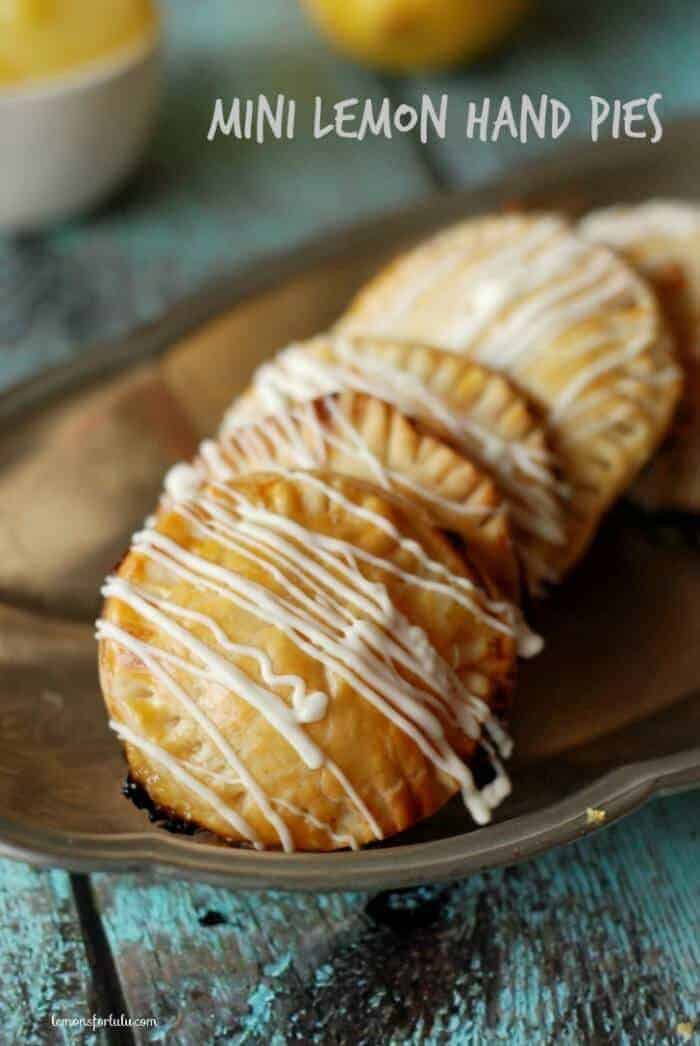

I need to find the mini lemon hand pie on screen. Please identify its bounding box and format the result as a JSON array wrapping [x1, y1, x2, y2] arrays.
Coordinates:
[[581, 200, 700, 512], [223, 334, 566, 594], [98, 472, 518, 851], [340, 213, 682, 575], [166, 389, 519, 602], [97, 203, 684, 854]]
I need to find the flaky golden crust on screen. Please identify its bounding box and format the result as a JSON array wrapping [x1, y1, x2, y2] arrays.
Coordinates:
[[225, 334, 566, 594], [206, 389, 519, 601], [340, 213, 683, 577], [99, 472, 517, 851], [581, 200, 700, 512]]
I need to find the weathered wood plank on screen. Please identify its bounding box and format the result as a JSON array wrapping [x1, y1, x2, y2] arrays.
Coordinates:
[[395, 0, 700, 188], [0, 0, 431, 394], [0, 862, 107, 1044], [93, 792, 700, 1044]]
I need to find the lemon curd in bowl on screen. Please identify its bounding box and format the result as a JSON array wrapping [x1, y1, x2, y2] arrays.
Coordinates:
[[0, 0, 160, 231], [0, 0, 158, 87]]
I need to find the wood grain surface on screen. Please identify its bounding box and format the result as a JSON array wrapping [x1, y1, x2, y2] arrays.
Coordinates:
[[0, 0, 699, 1042], [90, 794, 700, 1045], [0, 865, 106, 1044]]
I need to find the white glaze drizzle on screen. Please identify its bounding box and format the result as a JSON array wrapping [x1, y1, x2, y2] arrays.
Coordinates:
[[101, 472, 514, 848], [171, 461, 519, 644], [347, 215, 677, 432], [219, 339, 566, 557], [444, 229, 593, 353], [138, 592, 329, 723], [369, 215, 564, 332], [152, 756, 360, 850], [580, 200, 700, 248], [271, 798, 359, 851], [163, 460, 206, 503], [173, 496, 477, 720], [227, 468, 516, 631], [132, 757, 359, 853], [99, 594, 382, 849], [98, 614, 295, 851], [109, 718, 266, 849], [216, 394, 491, 524]]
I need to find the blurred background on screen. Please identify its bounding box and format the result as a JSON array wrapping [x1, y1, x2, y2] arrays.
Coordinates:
[[1, 0, 699, 391]]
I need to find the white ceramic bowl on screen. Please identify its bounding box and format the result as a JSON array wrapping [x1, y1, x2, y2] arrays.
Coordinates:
[[0, 32, 160, 232]]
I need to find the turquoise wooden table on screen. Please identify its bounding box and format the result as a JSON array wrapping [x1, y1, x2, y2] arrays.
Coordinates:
[[1, 2, 699, 1042]]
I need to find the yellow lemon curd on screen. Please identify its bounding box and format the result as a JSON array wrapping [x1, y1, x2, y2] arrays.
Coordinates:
[[0, 0, 158, 88]]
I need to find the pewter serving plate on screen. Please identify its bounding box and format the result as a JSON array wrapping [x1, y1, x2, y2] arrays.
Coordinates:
[[1, 121, 700, 890]]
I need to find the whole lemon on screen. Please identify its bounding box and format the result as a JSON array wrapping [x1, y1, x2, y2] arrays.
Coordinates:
[[300, 0, 530, 75]]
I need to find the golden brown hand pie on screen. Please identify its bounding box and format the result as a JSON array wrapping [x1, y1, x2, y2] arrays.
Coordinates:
[[224, 334, 566, 594], [167, 389, 519, 602], [98, 471, 518, 851], [340, 213, 682, 575], [581, 200, 700, 511]]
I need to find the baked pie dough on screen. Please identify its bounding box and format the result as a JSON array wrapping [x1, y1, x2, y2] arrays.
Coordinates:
[[340, 213, 682, 575], [97, 204, 686, 854], [224, 334, 566, 594], [98, 471, 518, 851], [167, 389, 519, 602], [581, 200, 700, 511]]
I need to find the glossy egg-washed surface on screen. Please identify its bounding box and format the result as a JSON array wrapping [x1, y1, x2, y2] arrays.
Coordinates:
[[341, 214, 682, 582], [581, 201, 700, 513], [100, 471, 516, 850], [193, 386, 521, 601], [2, 0, 700, 1039], [227, 337, 555, 595]]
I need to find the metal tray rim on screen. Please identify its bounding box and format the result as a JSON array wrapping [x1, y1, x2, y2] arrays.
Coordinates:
[[3, 118, 700, 888], [0, 748, 697, 890]]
